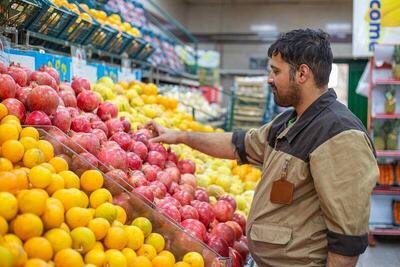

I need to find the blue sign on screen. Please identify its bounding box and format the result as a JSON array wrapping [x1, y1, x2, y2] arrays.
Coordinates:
[[97, 64, 120, 83]]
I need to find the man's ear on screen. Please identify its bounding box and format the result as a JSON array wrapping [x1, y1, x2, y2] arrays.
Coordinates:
[[296, 64, 311, 84]]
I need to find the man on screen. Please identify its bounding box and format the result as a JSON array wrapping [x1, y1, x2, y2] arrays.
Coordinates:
[[147, 29, 379, 267]]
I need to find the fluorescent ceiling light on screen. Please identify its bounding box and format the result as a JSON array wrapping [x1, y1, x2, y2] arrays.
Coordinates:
[[250, 24, 277, 33]]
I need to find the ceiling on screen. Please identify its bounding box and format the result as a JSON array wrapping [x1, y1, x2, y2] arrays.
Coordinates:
[[184, 0, 348, 4]]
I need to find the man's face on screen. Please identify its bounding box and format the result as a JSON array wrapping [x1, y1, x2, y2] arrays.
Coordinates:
[[268, 53, 300, 107]]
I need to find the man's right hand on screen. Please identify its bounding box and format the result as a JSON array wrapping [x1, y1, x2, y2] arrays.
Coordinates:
[[146, 121, 184, 144]]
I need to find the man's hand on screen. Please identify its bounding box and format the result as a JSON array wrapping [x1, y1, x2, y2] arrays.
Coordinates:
[[146, 121, 184, 144], [327, 252, 358, 267]]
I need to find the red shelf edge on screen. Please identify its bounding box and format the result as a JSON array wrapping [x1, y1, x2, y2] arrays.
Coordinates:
[[374, 79, 400, 85], [376, 151, 400, 157], [373, 186, 400, 195], [373, 113, 400, 119], [369, 228, 400, 236]]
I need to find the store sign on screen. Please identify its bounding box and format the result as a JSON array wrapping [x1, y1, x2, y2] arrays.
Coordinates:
[[353, 0, 400, 57]]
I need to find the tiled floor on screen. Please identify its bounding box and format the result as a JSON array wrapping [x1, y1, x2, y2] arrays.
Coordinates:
[[357, 237, 400, 267]]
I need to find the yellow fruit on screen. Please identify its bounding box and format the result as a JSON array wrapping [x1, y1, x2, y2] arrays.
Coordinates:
[[1, 140, 24, 163], [89, 188, 112, 208], [0, 245, 15, 267], [131, 217, 152, 237], [137, 244, 157, 260], [24, 258, 48, 267], [93, 241, 104, 251], [104, 249, 127, 267], [41, 201, 65, 230], [174, 261, 191, 267], [46, 197, 64, 210], [17, 189, 48, 216], [70, 227, 96, 254], [183, 252, 204, 267], [80, 170, 103, 192], [20, 127, 39, 140], [0, 216, 7, 235], [59, 223, 70, 233], [131, 255, 152, 267], [37, 140, 54, 161], [52, 188, 88, 211], [44, 228, 72, 253], [0, 234, 22, 246], [159, 250, 176, 265], [10, 169, 28, 191], [40, 162, 56, 173], [94, 203, 117, 223], [23, 148, 45, 168], [59, 170, 80, 189], [84, 249, 105, 266], [12, 213, 43, 241], [54, 248, 84, 267], [88, 218, 110, 241], [49, 157, 69, 173], [145, 233, 165, 253], [115, 206, 127, 224], [28, 165, 52, 188], [3, 119, 22, 133], [66, 207, 93, 229], [46, 174, 65, 195], [122, 248, 136, 266], [0, 114, 18, 123], [122, 225, 143, 250], [0, 103, 8, 120], [153, 255, 174, 267], [0, 171, 18, 194], [0, 158, 13, 171], [1, 241, 27, 267], [104, 226, 127, 250], [0, 124, 19, 144], [23, 237, 53, 261]]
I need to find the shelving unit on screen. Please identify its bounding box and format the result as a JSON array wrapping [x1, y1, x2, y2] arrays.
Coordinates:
[[367, 43, 400, 244]]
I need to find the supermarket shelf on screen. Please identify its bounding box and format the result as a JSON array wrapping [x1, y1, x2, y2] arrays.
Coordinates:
[[372, 113, 400, 119], [369, 227, 400, 236], [237, 95, 267, 104], [234, 115, 264, 122], [374, 79, 400, 85], [373, 185, 400, 195], [376, 150, 400, 157]]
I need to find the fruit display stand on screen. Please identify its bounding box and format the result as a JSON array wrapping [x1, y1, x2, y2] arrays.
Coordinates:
[[367, 43, 400, 245], [36, 125, 232, 266]]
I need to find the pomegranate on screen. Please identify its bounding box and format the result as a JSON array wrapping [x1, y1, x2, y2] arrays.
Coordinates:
[[77, 90, 99, 112], [15, 86, 32, 105], [0, 74, 17, 99], [58, 91, 77, 108], [25, 111, 51, 126], [146, 151, 166, 169], [97, 145, 128, 171], [142, 164, 157, 182], [165, 167, 180, 183], [134, 186, 154, 202], [131, 141, 148, 160], [177, 159, 196, 174], [39, 65, 60, 84], [7, 66, 28, 87], [181, 219, 207, 242], [194, 188, 209, 202], [91, 128, 107, 144], [1, 98, 26, 121], [110, 131, 132, 151], [52, 107, 71, 133], [70, 115, 91, 133], [179, 205, 199, 221], [157, 171, 172, 189], [211, 223, 235, 247], [71, 77, 90, 94], [148, 143, 168, 159], [127, 152, 142, 170], [27, 85, 59, 115], [29, 71, 58, 90], [128, 170, 149, 188], [71, 132, 100, 155], [97, 102, 118, 121], [59, 82, 75, 95], [0, 62, 7, 73], [105, 118, 124, 138], [120, 117, 131, 132], [71, 152, 99, 176], [66, 107, 80, 118], [91, 120, 108, 136], [180, 173, 197, 188]]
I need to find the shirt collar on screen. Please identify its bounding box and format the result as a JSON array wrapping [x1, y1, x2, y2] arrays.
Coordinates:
[[286, 88, 337, 143]]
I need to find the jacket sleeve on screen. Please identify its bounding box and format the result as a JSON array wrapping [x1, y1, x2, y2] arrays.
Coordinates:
[[231, 122, 273, 167], [309, 130, 379, 256]]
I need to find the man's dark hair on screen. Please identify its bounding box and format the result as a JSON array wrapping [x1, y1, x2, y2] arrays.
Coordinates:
[[268, 29, 333, 88]]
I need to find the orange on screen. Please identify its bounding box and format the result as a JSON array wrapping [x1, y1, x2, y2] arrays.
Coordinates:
[[40, 162, 56, 173], [1, 241, 27, 267], [44, 228, 72, 253], [0, 123, 19, 144], [115, 205, 127, 224], [159, 250, 176, 264], [37, 140, 54, 161], [28, 165, 52, 188], [12, 213, 43, 241], [89, 188, 112, 208], [85, 249, 105, 266], [0, 103, 8, 120], [1, 234, 22, 246], [92, 241, 104, 251], [0, 114, 19, 124], [80, 170, 103, 192], [153, 255, 174, 267], [136, 244, 157, 260], [122, 248, 136, 266], [104, 226, 127, 250], [182, 252, 204, 267], [130, 255, 152, 267], [41, 201, 64, 229], [20, 127, 39, 140], [10, 169, 28, 191], [52, 188, 88, 211], [0, 171, 18, 194], [23, 148, 45, 168], [124, 225, 144, 250], [145, 233, 165, 253], [131, 217, 152, 237], [66, 207, 93, 229], [23, 237, 53, 261], [0, 246, 14, 267], [104, 249, 127, 267], [48, 157, 68, 173], [24, 259, 48, 267], [88, 218, 110, 241], [17, 189, 48, 216], [0, 216, 7, 235], [0, 158, 13, 171], [174, 262, 191, 267], [1, 140, 24, 163], [46, 174, 65, 195], [54, 248, 84, 267], [59, 170, 80, 189]]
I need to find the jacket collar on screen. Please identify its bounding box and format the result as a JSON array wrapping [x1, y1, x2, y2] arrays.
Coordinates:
[[286, 88, 337, 143]]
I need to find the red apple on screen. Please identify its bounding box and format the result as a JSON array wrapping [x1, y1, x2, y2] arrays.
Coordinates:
[[1, 98, 25, 121], [179, 205, 199, 221]]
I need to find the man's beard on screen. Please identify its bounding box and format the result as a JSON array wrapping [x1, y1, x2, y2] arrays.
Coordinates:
[[272, 81, 301, 107]]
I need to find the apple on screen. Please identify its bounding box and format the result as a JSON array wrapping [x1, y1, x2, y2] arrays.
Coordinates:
[[179, 205, 199, 221], [213, 200, 234, 222]]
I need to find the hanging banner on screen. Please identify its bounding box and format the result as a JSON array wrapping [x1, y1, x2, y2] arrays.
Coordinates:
[[353, 0, 400, 57]]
